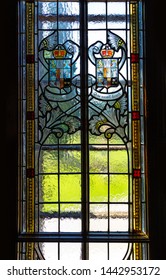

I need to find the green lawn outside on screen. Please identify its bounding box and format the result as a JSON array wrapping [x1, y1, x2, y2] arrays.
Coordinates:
[[41, 145, 128, 214]]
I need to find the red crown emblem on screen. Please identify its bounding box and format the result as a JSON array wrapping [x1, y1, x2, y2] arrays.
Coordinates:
[[53, 45, 67, 58], [101, 44, 114, 58]]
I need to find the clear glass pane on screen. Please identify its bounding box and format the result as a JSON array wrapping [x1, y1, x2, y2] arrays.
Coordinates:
[[89, 150, 108, 173], [60, 150, 81, 172], [58, 2, 80, 29], [88, 30, 107, 47], [58, 30, 80, 45], [88, 2, 106, 29], [109, 149, 128, 173], [89, 133, 107, 145], [38, 2, 58, 30], [107, 2, 127, 29]]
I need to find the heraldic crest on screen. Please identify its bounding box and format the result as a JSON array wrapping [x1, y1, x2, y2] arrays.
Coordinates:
[[38, 30, 128, 144]]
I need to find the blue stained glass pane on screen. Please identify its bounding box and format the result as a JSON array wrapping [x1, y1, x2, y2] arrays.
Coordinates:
[[139, 1, 143, 30]]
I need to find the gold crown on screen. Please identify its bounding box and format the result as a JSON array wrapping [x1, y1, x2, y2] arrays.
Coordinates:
[[53, 45, 67, 59], [100, 44, 114, 58]]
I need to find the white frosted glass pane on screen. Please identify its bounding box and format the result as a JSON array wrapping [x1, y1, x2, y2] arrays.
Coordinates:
[[109, 204, 128, 231], [40, 217, 58, 232], [40, 243, 58, 260], [60, 243, 81, 260], [89, 243, 107, 260], [60, 218, 81, 232], [109, 243, 129, 260], [60, 204, 81, 232], [90, 217, 108, 232], [88, 30, 107, 46], [90, 204, 108, 232]]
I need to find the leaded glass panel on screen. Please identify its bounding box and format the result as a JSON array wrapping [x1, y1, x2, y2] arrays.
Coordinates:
[[18, 0, 149, 260]]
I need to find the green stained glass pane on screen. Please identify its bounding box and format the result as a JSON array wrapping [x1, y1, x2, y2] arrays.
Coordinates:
[[109, 175, 128, 202], [41, 203, 58, 215], [41, 175, 58, 202], [60, 175, 81, 202], [90, 174, 108, 202]]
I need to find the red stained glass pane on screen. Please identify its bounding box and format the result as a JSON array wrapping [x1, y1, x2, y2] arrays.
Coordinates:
[[133, 169, 141, 178], [131, 53, 139, 63], [132, 111, 140, 120]]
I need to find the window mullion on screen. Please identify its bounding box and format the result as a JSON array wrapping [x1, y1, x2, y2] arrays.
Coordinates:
[[80, 0, 89, 260]]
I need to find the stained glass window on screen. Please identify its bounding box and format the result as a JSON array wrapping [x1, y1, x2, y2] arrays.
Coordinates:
[[18, 0, 149, 260]]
